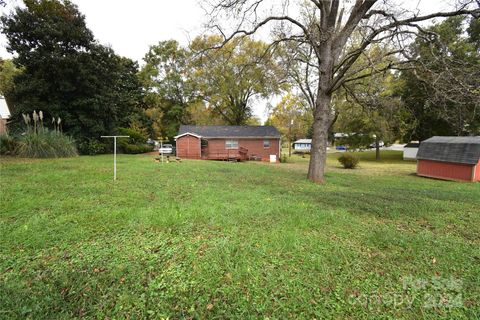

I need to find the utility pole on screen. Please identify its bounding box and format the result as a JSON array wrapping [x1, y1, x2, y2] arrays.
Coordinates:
[[101, 136, 129, 181]]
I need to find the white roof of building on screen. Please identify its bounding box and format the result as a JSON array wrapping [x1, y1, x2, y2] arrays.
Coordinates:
[[334, 132, 349, 138], [294, 139, 312, 144], [0, 97, 10, 119]]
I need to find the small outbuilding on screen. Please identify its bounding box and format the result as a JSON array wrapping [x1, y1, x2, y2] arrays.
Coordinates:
[[293, 139, 312, 152], [416, 136, 480, 182], [175, 125, 281, 162], [403, 142, 419, 160], [0, 96, 10, 134]]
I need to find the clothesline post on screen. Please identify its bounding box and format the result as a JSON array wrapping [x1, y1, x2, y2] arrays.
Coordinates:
[[100, 136, 130, 181]]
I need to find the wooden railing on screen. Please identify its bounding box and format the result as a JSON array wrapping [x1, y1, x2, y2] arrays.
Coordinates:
[[204, 147, 248, 160]]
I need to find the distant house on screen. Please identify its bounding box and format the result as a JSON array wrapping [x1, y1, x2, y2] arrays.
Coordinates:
[[417, 136, 480, 182], [0, 96, 11, 134], [403, 142, 419, 160], [334, 132, 349, 139], [174, 125, 281, 162], [293, 139, 311, 152]]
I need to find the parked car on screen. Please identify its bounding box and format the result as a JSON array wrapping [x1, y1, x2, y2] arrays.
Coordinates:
[[158, 144, 173, 154]]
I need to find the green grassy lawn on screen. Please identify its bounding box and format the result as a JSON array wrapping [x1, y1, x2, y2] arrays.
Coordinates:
[[1, 151, 479, 319]]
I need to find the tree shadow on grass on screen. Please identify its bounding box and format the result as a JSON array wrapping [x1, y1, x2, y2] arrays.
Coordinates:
[[275, 170, 479, 221]]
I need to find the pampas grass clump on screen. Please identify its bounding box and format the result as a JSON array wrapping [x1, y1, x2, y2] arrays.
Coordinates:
[[16, 129, 77, 158], [16, 111, 77, 158]]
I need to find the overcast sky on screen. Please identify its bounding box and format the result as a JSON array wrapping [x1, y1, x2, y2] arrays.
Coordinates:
[[0, 0, 456, 121], [0, 0, 208, 62]]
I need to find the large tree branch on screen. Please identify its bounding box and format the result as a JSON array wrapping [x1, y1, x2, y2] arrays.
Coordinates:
[[331, 6, 480, 93], [333, 0, 377, 53], [216, 15, 312, 48]]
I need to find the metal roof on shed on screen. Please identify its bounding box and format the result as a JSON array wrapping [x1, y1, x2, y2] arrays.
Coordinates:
[[416, 136, 480, 165], [404, 142, 419, 148], [294, 139, 312, 144], [178, 125, 281, 138]]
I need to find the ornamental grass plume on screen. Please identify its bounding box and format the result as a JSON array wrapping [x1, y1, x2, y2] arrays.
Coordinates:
[[39, 110, 44, 131], [32, 110, 39, 133], [16, 112, 77, 158], [22, 113, 32, 131]]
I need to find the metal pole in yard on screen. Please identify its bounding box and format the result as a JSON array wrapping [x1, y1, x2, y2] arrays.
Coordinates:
[[288, 119, 293, 157], [101, 136, 130, 181], [114, 137, 117, 180], [157, 137, 166, 164]]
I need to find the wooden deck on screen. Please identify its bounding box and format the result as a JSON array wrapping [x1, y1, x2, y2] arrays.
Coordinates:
[[203, 147, 248, 161]]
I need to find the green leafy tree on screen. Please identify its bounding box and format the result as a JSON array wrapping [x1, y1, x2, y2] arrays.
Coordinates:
[[400, 16, 480, 139], [139, 37, 278, 136], [190, 35, 283, 125], [187, 101, 227, 126], [267, 93, 313, 155], [205, 0, 479, 183], [1, 0, 143, 147], [0, 59, 22, 112], [139, 40, 197, 139], [335, 66, 412, 159]]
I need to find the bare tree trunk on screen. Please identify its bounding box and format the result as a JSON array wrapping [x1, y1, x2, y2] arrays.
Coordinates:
[[307, 43, 334, 183], [307, 90, 332, 183], [203, 0, 480, 183]]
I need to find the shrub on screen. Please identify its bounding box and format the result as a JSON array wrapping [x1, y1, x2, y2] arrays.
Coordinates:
[[121, 143, 153, 154], [12, 110, 77, 158], [118, 127, 148, 144], [78, 138, 107, 155], [117, 126, 153, 154], [16, 130, 78, 158], [280, 154, 288, 163], [338, 153, 359, 169], [0, 134, 17, 155]]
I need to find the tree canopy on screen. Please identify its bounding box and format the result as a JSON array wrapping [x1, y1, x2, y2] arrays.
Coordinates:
[[203, 0, 480, 183], [190, 35, 283, 125], [0, 59, 22, 110], [139, 36, 283, 139], [139, 40, 195, 139], [1, 0, 143, 146], [399, 15, 480, 139], [266, 93, 313, 143]]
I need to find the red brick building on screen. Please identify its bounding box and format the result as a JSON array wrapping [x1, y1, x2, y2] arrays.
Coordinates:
[[174, 125, 281, 162], [416, 136, 480, 182]]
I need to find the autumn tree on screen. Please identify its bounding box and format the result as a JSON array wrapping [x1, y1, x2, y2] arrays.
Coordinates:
[[187, 101, 227, 126], [267, 93, 313, 155], [190, 35, 283, 125], [204, 0, 480, 183]]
